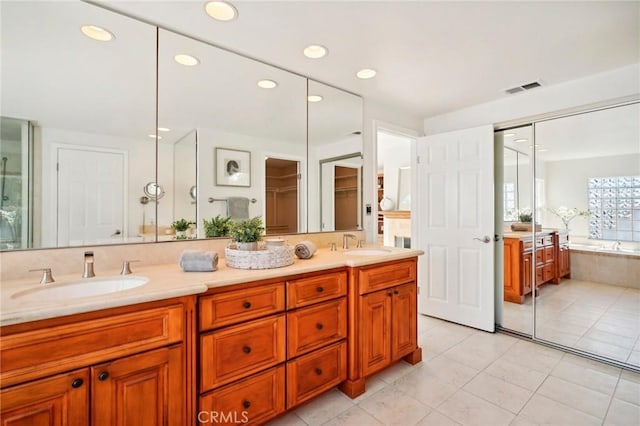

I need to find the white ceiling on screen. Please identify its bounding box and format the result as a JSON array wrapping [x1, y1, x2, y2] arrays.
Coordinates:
[[97, 0, 640, 119]]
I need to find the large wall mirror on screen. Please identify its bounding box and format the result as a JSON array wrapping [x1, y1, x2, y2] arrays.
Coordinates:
[[307, 81, 363, 232], [158, 28, 307, 239], [0, 3, 363, 251], [0, 1, 157, 250]]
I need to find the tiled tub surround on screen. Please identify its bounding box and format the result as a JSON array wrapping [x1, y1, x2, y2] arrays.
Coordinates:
[[569, 244, 640, 288]]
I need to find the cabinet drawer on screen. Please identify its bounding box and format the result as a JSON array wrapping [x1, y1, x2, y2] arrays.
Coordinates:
[[287, 298, 347, 358], [544, 246, 555, 262], [1, 304, 183, 388], [200, 314, 286, 391], [543, 264, 555, 282], [358, 259, 416, 294], [199, 366, 285, 426], [286, 341, 346, 407], [535, 248, 544, 265], [286, 271, 347, 309], [199, 283, 285, 331]]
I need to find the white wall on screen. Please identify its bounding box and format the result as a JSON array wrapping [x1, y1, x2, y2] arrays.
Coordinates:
[[424, 64, 640, 135], [542, 154, 640, 238], [378, 132, 412, 208]]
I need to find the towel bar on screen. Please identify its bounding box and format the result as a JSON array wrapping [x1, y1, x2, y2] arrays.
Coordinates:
[[208, 197, 257, 204]]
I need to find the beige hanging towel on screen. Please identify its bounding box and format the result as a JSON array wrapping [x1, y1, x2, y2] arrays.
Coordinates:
[[227, 197, 250, 220]]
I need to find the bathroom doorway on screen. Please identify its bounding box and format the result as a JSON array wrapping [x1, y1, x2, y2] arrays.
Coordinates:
[[265, 157, 301, 234]]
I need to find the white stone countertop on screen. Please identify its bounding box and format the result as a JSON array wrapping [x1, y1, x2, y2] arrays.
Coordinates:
[[0, 246, 423, 327]]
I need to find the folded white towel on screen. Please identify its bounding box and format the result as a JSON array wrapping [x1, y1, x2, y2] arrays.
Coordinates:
[[295, 240, 317, 259], [179, 250, 218, 272]]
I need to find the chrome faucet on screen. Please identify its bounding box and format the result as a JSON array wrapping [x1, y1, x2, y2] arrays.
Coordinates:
[[612, 241, 622, 251], [83, 251, 95, 278], [342, 233, 357, 250], [30, 268, 55, 285]]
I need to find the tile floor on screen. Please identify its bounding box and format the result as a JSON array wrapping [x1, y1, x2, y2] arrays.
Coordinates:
[[267, 314, 640, 426], [502, 278, 640, 367]]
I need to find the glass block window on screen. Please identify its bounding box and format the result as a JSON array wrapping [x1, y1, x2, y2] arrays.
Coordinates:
[[504, 182, 516, 221], [588, 176, 640, 242]]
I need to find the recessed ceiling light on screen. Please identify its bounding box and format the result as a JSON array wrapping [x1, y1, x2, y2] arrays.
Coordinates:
[[538, 148, 549, 152], [504, 133, 516, 137], [528, 144, 540, 148], [174, 54, 199, 66], [356, 68, 377, 79], [157, 127, 171, 132], [307, 95, 323, 103], [148, 134, 162, 140], [303, 45, 328, 59], [514, 138, 527, 143], [257, 79, 278, 89], [205, 1, 238, 21], [80, 25, 114, 42]]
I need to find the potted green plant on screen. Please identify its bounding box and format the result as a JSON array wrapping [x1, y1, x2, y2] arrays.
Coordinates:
[[510, 208, 541, 232], [203, 215, 232, 238], [229, 216, 264, 250], [171, 218, 191, 240]]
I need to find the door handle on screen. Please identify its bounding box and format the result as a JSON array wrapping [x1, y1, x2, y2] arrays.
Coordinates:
[[473, 236, 491, 244]]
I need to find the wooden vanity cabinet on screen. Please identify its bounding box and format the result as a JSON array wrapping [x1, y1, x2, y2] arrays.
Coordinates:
[[556, 230, 571, 279], [341, 258, 421, 398], [504, 231, 560, 304], [0, 298, 189, 425], [197, 269, 348, 425]]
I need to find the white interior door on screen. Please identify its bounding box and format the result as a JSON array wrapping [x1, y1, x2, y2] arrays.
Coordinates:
[[415, 125, 495, 331], [57, 147, 125, 246]]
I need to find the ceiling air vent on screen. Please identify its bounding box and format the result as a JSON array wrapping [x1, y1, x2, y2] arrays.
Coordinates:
[[505, 80, 542, 95]]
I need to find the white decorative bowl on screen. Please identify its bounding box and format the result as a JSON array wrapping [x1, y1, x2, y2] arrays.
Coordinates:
[[225, 245, 294, 270]]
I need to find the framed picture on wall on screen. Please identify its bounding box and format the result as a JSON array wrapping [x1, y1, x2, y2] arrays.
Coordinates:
[[215, 147, 251, 187]]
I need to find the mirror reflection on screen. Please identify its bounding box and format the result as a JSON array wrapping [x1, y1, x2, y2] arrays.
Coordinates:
[[157, 28, 307, 238], [534, 102, 640, 367], [0, 1, 157, 249], [307, 81, 363, 232]]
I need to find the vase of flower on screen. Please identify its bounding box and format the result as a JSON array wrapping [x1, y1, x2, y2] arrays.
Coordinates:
[[548, 206, 590, 235]]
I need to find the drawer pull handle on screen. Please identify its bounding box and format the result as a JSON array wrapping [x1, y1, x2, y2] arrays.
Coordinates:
[[243, 346, 252, 354], [98, 371, 109, 381], [242, 400, 251, 409], [316, 323, 323, 330], [387, 292, 392, 297], [315, 368, 323, 375], [316, 286, 324, 293], [71, 378, 84, 388], [243, 301, 251, 309], [394, 290, 399, 295]]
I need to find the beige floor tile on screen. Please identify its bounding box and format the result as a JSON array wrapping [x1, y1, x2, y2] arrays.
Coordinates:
[[443, 332, 518, 370], [604, 398, 640, 426], [519, 394, 601, 425], [421, 323, 475, 354], [349, 375, 386, 404], [574, 336, 632, 362], [358, 385, 431, 426], [418, 355, 480, 388], [627, 350, 640, 366], [550, 357, 620, 395], [484, 356, 547, 391], [266, 412, 308, 426], [436, 390, 514, 426], [509, 415, 539, 425], [584, 329, 637, 349], [463, 371, 533, 414], [294, 389, 354, 426], [499, 340, 563, 374], [615, 377, 640, 406], [415, 410, 461, 426], [321, 406, 383, 426], [535, 326, 582, 347], [373, 360, 418, 384], [393, 369, 459, 409], [591, 321, 640, 339], [621, 369, 640, 384], [537, 375, 611, 419]]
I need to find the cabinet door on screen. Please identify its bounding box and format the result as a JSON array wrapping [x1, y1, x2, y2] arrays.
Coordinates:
[[522, 251, 533, 295], [92, 345, 184, 426], [391, 283, 417, 361], [0, 369, 89, 426], [559, 245, 571, 277], [361, 290, 392, 377]]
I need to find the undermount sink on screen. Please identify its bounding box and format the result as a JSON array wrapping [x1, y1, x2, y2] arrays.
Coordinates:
[[344, 248, 392, 256], [12, 275, 149, 302]]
